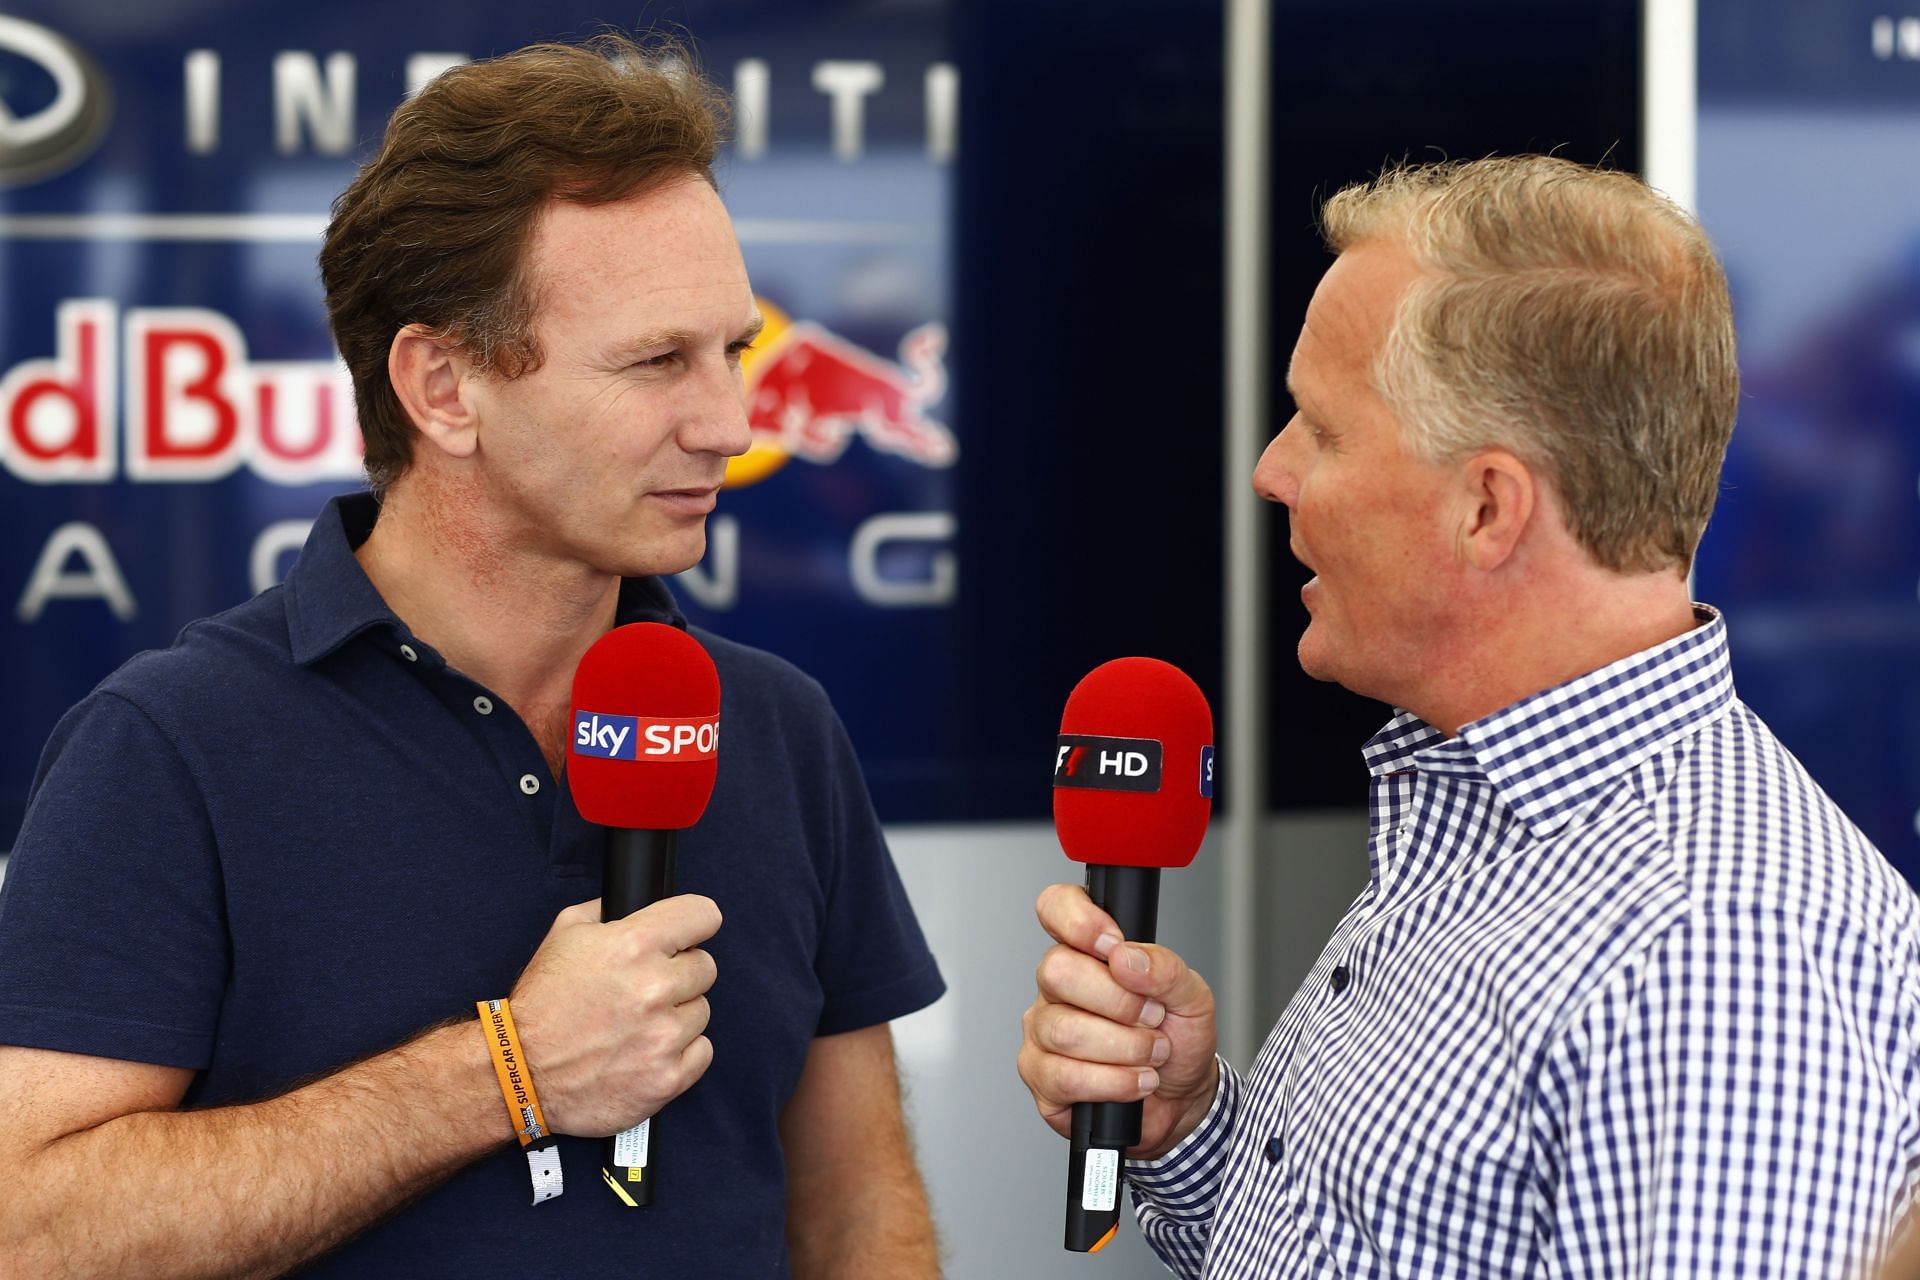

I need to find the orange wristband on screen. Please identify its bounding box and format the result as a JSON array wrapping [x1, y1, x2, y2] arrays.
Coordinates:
[[478, 998, 563, 1204]]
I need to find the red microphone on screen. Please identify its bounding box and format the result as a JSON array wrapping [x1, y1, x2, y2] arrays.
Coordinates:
[[1051, 657, 1214, 1254], [567, 621, 721, 1207]]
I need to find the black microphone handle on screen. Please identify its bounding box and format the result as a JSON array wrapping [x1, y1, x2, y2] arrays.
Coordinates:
[[604, 827, 676, 921], [1064, 863, 1162, 1253], [600, 827, 677, 1207]]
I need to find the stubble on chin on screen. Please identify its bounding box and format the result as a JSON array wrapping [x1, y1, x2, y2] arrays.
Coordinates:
[[620, 516, 709, 580], [1294, 625, 1341, 685]]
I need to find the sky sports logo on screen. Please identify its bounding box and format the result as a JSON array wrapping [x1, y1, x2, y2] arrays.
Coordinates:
[[572, 712, 720, 761]]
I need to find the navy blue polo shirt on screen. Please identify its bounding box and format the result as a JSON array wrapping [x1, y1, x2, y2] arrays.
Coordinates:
[[0, 493, 944, 1276]]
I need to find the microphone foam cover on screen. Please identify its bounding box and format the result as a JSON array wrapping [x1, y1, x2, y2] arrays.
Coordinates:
[[567, 622, 720, 829], [1054, 657, 1213, 869]]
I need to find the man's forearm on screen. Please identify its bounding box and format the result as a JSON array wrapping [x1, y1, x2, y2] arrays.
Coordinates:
[[3, 1022, 508, 1280], [788, 1156, 940, 1280], [780, 1025, 941, 1279]]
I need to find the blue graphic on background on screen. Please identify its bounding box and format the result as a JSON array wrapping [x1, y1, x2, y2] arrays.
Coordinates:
[[1695, 0, 1920, 879], [0, 1, 965, 835]]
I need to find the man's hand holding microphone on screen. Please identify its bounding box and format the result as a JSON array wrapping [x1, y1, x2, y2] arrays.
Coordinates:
[[1019, 657, 1222, 1252], [507, 892, 721, 1142], [1019, 882, 1220, 1164]]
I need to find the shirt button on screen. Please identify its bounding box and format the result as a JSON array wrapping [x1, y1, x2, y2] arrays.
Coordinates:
[[399, 643, 418, 662], [1263, 1136, 1283, 1165], [518, 774, 541, 796], [1330, 965, 1351, 995], [473, 696, 494, 716]]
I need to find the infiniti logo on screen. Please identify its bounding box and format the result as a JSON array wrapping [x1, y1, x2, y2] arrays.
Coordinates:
[[0, 16, 111, 185]]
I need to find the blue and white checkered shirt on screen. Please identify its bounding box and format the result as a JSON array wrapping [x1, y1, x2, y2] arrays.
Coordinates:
[[1129, 608, 1920, 1278]]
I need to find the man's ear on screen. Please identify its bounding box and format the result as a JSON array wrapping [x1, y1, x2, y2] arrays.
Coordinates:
[[388, 324, 479, 461], [1457, 448, 1537, 572]]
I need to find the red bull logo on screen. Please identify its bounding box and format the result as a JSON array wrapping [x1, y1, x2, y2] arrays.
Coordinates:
[[726, 300, 954, 489]]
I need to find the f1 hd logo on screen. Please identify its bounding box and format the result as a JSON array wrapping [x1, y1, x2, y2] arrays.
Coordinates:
[[1053, 734, 1163, 794]]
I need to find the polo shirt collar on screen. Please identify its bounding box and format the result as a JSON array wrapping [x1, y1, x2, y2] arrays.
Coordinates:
[[613, 571, 687, 629], [283, 493, 404, 666], [283, 492, 688, 667], [1362, 606, 1736, 838]]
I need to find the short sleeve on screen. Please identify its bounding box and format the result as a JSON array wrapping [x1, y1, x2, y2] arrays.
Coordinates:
[[808, 698, 944, 1036], [1531, 907, 1920, 1279], [0, 691, 229, 1068]]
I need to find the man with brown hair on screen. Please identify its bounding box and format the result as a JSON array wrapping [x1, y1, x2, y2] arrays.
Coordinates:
[[0, 37, 943, 1277], [1019, 156, 1920, 1277]]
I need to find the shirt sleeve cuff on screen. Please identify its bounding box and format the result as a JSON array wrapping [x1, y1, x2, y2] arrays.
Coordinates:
[[1124, 1056, 1241, 1225]]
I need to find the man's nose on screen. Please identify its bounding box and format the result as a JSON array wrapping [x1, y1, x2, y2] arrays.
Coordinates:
[[683, 359, 754, 459], [1251, 418, 1300, 507]]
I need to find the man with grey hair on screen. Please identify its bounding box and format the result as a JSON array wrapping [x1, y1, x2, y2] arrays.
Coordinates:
[[1019, 155, 1920, 1277]]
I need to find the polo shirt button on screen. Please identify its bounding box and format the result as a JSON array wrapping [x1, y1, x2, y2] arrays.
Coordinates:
[[473, 696, 494, 715], [399, 644, 418, 662], [519, 774, 540, 796], [1330, 965, 1351, 995], [1264, 1136, 1283, 1165]]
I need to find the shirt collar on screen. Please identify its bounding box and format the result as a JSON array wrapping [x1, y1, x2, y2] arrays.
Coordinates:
[[1362, 606, 1735, 838], [284, 492, 687, 666]]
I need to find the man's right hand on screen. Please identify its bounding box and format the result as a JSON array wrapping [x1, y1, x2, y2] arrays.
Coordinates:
[[1017, 883, 1220, 1161], [507, 894, 722, 1138], [0, 896, 723, 1279]]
